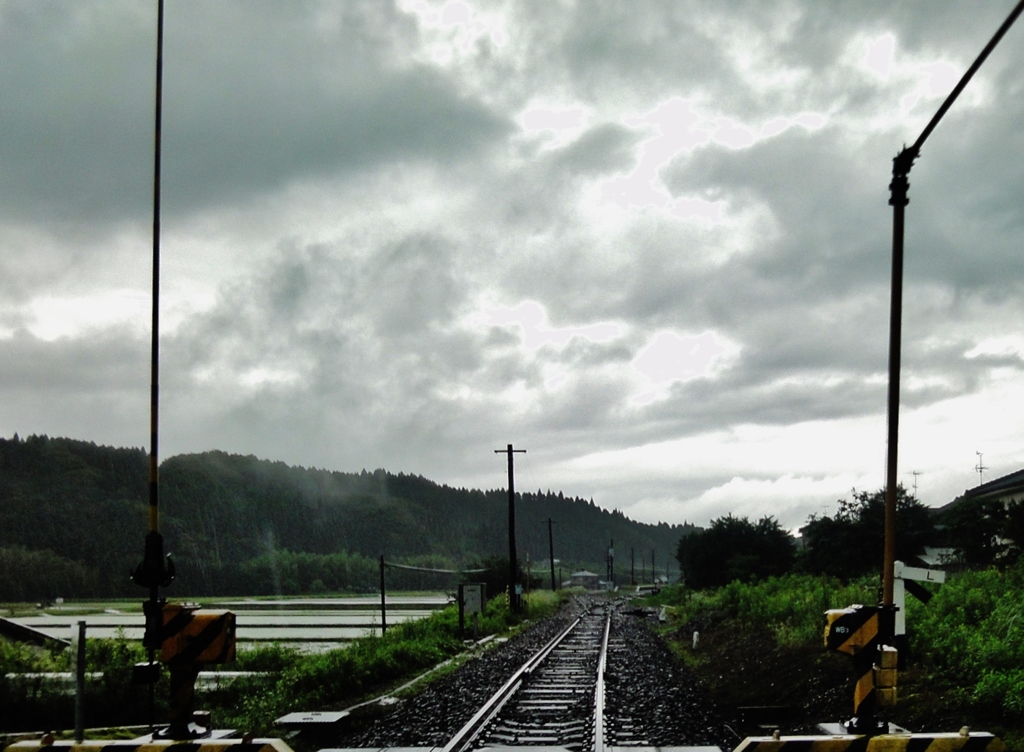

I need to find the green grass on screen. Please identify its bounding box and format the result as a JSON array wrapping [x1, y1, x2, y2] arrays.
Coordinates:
[[0, 630, 152, 733], [206, 591, 562, 734], [649, 575, 877, 646], [0, 590, 564, 736], [650, 566, 1024, 747]]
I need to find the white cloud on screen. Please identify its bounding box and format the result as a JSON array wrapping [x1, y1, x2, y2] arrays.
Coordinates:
[[26, 291, 150, 341], [472, 298, 624, 352], [630, 329, 740, 406]]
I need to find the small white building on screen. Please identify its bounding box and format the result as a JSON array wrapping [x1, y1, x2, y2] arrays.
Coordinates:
[[569, 570, 600, 589]]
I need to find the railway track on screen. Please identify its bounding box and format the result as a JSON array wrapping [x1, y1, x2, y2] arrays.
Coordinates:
[[331, 595, 732, 750], [441, 601, 622, 752]]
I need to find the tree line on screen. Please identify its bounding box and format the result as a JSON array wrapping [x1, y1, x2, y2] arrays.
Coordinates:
[[0, 434, 691, 600], [676, 485, 1024, 588]]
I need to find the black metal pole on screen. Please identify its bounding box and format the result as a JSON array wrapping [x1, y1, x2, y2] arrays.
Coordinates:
[[607, 540, 614, 586], [883, 153, 909, 608], [379, 554, 387, 635], [495, 444, 525, 612], [507, 447, 516, 610], [547, 518, 556, 591], [149, 0, 163, 545], [881, 0, 1024, 609], [130, 2, 175, 729]]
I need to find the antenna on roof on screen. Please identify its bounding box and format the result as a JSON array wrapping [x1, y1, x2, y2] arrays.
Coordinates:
[[910, 470, 922, 498], [975, 451, 988, 486]]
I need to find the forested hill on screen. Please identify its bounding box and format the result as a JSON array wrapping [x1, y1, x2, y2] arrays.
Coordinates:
[[0, 434, 694, 600]]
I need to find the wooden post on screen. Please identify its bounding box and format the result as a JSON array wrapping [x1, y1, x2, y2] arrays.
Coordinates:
[[379, 554, 387, 635]]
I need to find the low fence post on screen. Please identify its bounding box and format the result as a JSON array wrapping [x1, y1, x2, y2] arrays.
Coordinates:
[[379, 554, 387, 635]]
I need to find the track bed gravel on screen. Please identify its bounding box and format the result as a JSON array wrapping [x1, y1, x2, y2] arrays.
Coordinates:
[[331, 596, 732, 750]]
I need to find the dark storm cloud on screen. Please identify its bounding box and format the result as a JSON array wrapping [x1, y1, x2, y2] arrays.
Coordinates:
[[0, 327, 148, 446], [0, 327, 145, 392], [0, 0, 510, 227], [160, 1, 511, 216], [158, 235, 493, 461], [507, 0, 733, 107], [0, 2, 153, 226], [550, 123, 639, 176], [898, 97, 1024, 297], [163, 221, 516, 418], [663, 126, 891, 291]]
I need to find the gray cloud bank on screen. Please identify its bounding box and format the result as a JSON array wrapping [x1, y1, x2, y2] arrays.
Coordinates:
[[2, 0, 1024, 531]]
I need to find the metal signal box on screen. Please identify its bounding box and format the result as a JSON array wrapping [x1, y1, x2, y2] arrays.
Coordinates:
[[160, 604, 236, 665]]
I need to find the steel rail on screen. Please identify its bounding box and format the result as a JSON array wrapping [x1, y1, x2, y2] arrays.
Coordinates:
[[592, 610, 611, 752], [440, 613, 585, 752]]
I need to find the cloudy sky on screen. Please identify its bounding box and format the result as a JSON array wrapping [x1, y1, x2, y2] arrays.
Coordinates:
[[2, 0, 1024, 531]]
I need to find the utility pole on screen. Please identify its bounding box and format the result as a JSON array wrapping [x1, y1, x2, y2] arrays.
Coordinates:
[[868, 1, 1024, 735], [881, 0, 1024, 613], [546, 518, 557, 591], [606, 540, 614, 588], [495, 444, 526, 612], [131, 0, 175, 726], [526, 550, 531, 597], [630, 547, 635, 586]]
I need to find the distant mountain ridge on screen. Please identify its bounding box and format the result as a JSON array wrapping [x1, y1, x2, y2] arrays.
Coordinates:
[[0, 434, 694, 600]]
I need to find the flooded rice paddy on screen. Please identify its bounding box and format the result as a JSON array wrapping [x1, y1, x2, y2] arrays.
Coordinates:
[[2, 594, 451, 653]]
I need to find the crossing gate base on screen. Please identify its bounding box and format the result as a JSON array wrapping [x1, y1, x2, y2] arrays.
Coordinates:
[[732, 731, 1006, 752]]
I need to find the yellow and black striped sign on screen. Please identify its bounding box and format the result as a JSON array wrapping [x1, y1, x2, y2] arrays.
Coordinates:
[[824, 606, 884, 717], [734, 731, 1006, 752], [160, 604, 236, 665], [825, 606, 878, 655], [3, 740, 294, 752]]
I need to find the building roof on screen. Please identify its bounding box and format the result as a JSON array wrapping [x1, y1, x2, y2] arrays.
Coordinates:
[[961, 468, 1024, 503]]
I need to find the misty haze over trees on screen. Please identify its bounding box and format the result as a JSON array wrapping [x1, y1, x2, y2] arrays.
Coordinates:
[[0, 434, 689, 601], [4, 434, 1020, 602]]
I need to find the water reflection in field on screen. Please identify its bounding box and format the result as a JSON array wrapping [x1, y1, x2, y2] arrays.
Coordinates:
[[5, 594, 451, 652]]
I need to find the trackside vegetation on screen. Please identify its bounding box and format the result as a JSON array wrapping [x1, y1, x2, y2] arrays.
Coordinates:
[[652, 565, 1024, 748], [210, 592, 560, 734], [0, 592, 561, 737]]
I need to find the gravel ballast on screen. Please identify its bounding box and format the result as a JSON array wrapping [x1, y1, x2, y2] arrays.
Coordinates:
[[331, 595, 733, 750]]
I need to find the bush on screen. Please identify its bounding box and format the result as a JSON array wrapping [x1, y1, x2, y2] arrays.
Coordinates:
[[658, 565, 1024, 744], [657, 575, 877, 646], [208, 593, 562, 734], [908, 560, 1024, 720], [0, 633, 154, 733]]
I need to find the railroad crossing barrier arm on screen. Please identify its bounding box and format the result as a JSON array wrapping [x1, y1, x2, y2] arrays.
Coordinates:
[[3, 739, 295, 752]]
